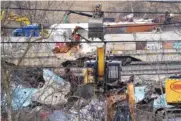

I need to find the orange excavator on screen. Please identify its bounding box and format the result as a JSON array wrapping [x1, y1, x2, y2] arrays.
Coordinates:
[[53, 4, 104, 54]]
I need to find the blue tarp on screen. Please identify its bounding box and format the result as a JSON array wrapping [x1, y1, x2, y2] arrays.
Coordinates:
[[2, 69, 67, 110], [43, 69, 66, 85], [135, 86, 147, 103], [11, 86, 38, 110], [12, 25, 40, 37], [153, 94, 173, 110]]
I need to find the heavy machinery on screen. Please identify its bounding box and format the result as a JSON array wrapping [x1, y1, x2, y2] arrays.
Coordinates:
[[11, 24, 48, 37], [63, 4, 104, 23], [63, 10, 93, 23], [53, 4, 104, 54], [137, 75, 181, 120], [7, 11, 31, 25], [83, 47, 136, 121], [1, 10, 48, 37], [1, 10, 31, 25]]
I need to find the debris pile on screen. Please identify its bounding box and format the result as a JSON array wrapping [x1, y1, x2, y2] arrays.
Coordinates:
[[1, 68, 180, 121]]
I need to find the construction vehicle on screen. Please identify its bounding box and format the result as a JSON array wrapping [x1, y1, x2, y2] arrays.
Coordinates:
[[160, 75, 181, 119], [137, 75, 181, 120], [82, 47, 180, 121], [83, 47, 136, 121], [53, 4, 104, 54], [7, 11, 31, 26], [1, 10, 48, 37], [63, 10, 93, 23], [11, 24, 48, 37]]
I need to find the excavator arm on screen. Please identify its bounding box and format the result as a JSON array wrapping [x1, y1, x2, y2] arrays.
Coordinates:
[[64, 10, 93, 23], [1, 10, 5, 20], [7, 12, 31, 25]]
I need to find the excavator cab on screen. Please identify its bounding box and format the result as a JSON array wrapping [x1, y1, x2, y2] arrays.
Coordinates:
[[83, 47, 136, 121], [83, 47, 121, 86]]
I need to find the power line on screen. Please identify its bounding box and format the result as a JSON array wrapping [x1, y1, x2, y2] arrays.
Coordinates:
[[144, 0, 181, 3], [1, 22, 181, 30], [1, 40, 181, 44], [2, 7, 181, 14]]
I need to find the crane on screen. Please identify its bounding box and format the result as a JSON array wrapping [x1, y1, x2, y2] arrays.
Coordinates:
[[53, 4, 104, 54]]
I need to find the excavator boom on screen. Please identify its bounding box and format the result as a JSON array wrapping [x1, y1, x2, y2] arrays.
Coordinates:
[[1, 10, 5, 20], [8, 12, 31, 25]]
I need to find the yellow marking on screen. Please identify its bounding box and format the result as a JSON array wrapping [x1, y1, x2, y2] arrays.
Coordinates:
[[97, 47, 105, 77]]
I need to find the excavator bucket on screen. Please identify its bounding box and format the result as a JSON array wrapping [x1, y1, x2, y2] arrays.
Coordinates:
[[74, 26, 89, 41], [88, 18, 103, 39]]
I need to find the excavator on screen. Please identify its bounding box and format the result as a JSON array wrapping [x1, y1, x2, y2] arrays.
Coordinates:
[[53, 4, 104, 54], [83, 47, 136, 121], [7, 11, 31, 25], [1, 10, 48, 37], [53, 4, 174, 56]]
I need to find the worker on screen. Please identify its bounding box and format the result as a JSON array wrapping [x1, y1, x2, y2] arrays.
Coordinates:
[[164, 10, 172, 24]]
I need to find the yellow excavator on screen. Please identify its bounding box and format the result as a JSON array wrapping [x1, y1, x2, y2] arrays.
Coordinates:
[[1, 10, 31, 25], [7, 11, 31, 25], [83, 47, 136, 121], [1, 10, 48, 37]]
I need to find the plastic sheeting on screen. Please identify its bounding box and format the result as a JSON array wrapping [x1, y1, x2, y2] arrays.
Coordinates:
[[43, 69, 67, 86], [135, 86, 147, 103], [135, 86, 174, 110], [153, 94, 173, 110], [2, 69, 70, 110], [11, 86, 37, 110], [48, 110, 78, 121], [32, 69, 71, 105]]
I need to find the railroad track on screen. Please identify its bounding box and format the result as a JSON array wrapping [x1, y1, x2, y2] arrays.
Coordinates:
[[8, 61, 180, 76]]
